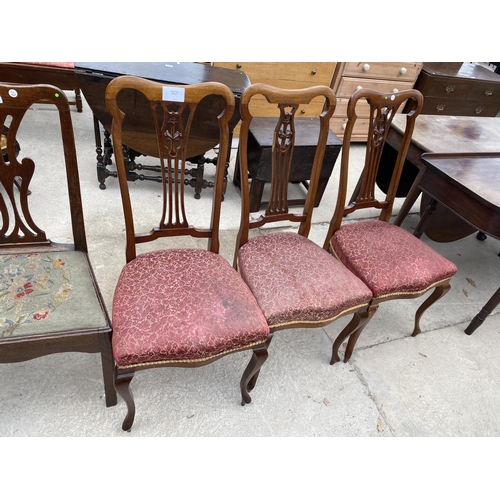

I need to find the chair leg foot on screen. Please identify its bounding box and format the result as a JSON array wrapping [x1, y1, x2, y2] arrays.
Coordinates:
[[114, 367, 136, 431], [343, 305, 377, 362], [331, 305, 377, 364], [240, 334, 273, 405], [331, 314, 363, 365], [412, 283, 451, 337], [465, 286, 500, 335]]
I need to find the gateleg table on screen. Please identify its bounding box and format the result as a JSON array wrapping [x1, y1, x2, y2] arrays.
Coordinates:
[[395, 151, 500, 334]]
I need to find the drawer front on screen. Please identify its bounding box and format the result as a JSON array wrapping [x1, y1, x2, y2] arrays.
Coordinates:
[[329, 116, 373, 140], [214, 62, 336, 87], [467, 82, 500, 103], [342, 62, 422, 82], [337, 77, 416, 99], [248, 95, 326, 117], [420, 76, 469, 99], [421, 97, 500, 117], [230, 93, 327, 137], [333, 97, 371, 118]]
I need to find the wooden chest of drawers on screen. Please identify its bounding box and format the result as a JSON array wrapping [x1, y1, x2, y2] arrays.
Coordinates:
[[213, 63, 336, 134], [409, 62, 500, 117], [330, 62, 423, 141]]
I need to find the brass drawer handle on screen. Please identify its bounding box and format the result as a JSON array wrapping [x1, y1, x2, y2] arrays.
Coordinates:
[[311, 70, 316, 75], [475, 106, 484, 114], [236, 63, 242, 69], [436, 104, 445, 112], [445, 85, 455, 94], [485, 89, 493, 97]]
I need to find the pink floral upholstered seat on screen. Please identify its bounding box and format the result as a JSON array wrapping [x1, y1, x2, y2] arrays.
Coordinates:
[[323, 88, 458, 363], [238, 232, 372, 329], [112, 249, 269, 368], [106, 76, 272, 431], [330, 220, 457, 300]]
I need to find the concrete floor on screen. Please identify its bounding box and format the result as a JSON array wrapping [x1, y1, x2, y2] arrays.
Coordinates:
[[1, 92, 500, 441]]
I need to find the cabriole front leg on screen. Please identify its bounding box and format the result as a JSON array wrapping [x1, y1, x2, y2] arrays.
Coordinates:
[[114, 367, 136, 432], [240, 334, 273, 406]]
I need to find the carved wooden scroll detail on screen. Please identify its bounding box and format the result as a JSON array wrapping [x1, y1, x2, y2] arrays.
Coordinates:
[[356, 103, 396, 205], [266, 104, 297, 216], [0, 112, 48, 245], [151, 101, 195, 230]]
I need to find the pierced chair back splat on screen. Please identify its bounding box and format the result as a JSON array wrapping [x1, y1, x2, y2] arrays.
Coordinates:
[[105, 76, 270, 431], [0, 83, 116, 409]]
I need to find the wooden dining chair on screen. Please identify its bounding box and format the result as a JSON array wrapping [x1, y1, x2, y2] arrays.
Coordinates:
[[234, 83, 374, 389], [0, 83, 116, 408], [105, 76, 270, 431], [323, 88, 458, 363]]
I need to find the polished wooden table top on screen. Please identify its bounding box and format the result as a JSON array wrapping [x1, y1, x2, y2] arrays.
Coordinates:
[[75, 62, 251, 158], [391, 114, 500, 167], [417, 152, 500, 237], [390, 114, 500, 241]]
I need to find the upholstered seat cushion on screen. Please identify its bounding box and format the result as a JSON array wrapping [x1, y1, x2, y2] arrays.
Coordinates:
[[112, 249, 270, 368], [0, 251, 108, 338], [237, 232, 373, 329], [330, 220, 458, 299]]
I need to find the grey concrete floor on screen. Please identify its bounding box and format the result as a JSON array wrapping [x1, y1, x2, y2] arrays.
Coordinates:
[[1, 92, 500, 444]]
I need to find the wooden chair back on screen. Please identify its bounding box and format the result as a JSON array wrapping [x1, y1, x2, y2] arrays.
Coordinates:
[[326, 88, 423, 241], [234, 83, 336, 256], [0, 83, 86, 252], [105, 75, 235, 263]]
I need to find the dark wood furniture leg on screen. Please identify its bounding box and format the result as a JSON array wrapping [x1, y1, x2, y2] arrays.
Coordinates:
[[393, 167, 426, 226], [249, 179, 266, 212], [75, 88, 83, 112], [94, 114, 109, 190], [465, 287, 500, 334]]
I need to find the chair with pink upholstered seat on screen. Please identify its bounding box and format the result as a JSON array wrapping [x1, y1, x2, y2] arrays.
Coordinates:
[[234, 83, 375, 390], [106, 75, 270, 431], [323, 88, 458, 363]]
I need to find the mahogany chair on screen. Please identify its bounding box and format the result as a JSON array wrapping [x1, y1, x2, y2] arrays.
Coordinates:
[[323, 88, 458, 363], [0, 83, 116, 408], [105, 76, 270, 431], [234, 83, 374, 388]]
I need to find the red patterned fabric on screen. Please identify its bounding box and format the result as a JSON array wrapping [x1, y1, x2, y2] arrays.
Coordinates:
[[112, 249, 270, 368], [237, 232, 373, 329], [330, 220, 458, 299]]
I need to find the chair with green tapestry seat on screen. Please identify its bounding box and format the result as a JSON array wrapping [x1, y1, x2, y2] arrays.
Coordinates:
[[0, 83, 116, 409]]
